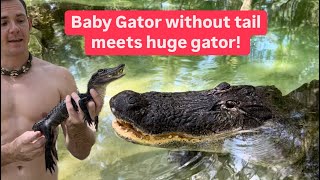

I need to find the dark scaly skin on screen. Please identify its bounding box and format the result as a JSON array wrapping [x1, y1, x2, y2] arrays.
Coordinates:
[[32, 64, 125, 173], [110, 80, 319, 178], [110, 80, 318, 139]]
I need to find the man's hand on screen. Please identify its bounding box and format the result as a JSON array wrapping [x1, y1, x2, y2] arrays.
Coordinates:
[[10, 131, 46, 162], [65, 89, 103, 128], [87, 89, 103, 121], [63, 89, 101, 159]]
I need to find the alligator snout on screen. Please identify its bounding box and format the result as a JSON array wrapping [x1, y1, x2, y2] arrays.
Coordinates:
[[110, 90, 140, 110], [110, 90, 148, 121]]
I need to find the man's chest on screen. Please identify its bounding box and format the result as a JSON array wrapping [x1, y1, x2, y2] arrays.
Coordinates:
[[1, 78, 62, 122], [1, 77, 62, 143]]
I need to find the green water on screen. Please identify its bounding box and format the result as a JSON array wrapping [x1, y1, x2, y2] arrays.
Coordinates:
[[26, 0, 319, 179]]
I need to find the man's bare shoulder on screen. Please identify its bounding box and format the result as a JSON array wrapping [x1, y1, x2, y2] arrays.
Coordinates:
[[33, 57, 71, 77], [33, 57, 78, 97]]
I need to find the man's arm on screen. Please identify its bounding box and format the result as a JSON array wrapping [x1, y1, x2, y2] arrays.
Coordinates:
[[58, 67, 101, 160]]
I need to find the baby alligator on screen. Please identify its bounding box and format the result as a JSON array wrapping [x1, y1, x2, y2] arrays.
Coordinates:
[[32, 64, 125, 173]]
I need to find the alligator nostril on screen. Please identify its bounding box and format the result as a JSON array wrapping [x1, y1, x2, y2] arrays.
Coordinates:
[[128, 96, 137, 104]]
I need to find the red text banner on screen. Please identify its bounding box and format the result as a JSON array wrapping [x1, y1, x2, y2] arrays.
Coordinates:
[[64, 10, 268, 55]]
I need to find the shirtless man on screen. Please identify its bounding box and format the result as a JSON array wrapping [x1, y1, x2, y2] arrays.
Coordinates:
[[1, 0, 102, 179]]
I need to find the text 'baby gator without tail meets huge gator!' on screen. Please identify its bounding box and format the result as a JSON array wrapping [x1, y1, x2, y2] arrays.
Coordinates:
[[32, 64, 125, 173], [110, 80, 319, 178]]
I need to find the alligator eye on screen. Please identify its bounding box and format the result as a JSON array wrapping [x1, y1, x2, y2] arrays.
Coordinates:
[[98, 69, 104, 73], [226, 100, 237, 108], [216, 82, 231, 90]]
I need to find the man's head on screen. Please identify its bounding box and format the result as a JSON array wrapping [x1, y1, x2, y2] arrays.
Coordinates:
[[1, 0, 32, 57], [1, 0, 27, 14]]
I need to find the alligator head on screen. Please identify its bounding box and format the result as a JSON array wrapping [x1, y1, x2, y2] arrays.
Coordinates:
[[109, 81, 299, 148], [87, 64, 125, 100], [110, 80, 319, 178]]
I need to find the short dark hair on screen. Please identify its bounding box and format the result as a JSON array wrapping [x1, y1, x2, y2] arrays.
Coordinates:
[[1, 0, 28, 15]]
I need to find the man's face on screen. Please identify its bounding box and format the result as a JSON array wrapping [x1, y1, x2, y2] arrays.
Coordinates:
[[1, 0, 32, 56]]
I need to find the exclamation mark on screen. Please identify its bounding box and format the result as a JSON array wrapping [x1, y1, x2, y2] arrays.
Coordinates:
[[236, 36, 240, 48]]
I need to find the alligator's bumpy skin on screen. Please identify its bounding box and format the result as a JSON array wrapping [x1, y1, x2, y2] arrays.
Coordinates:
[[110, 80, 318, 137], [32, 64, 125, 173], [110, 79, 319, 178], [111, 83, 278, 136]]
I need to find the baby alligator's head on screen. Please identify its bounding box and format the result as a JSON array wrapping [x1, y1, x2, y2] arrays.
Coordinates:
[[88, 64, 125, 98]]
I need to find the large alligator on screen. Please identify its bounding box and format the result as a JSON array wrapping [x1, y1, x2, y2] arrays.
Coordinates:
[[110, 80, 319, 178], [32, 64, 125, 173]]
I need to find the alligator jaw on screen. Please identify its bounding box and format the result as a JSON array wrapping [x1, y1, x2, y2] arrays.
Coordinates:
[[101, 64, 125, 81], [112, 118, 206, 146], [89, 64, 125, 99], [88, 64, 125, 88], [112, 118, 259, 148]]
